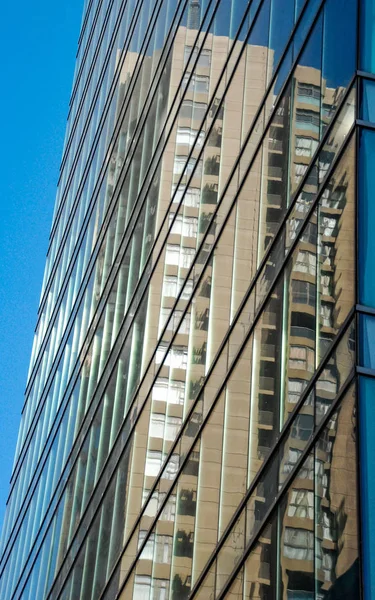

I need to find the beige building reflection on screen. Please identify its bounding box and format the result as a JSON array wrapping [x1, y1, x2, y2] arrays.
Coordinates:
[[86, 13, 358, 600]]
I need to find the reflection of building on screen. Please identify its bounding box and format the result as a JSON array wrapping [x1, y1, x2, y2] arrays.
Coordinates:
[[0, 0, 372, 599]]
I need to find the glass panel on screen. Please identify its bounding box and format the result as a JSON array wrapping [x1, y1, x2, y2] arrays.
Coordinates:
[[359, 314, 375, 370], [361, 0, 375, 73], [317, 137, 356, 360], [359, 129, 375, 308], [361, 78, 375, 122], [359, 376, 375, 600], [314, 383, 359, 599]]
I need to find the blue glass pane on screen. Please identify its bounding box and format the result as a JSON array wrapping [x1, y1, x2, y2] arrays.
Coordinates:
[[362, 79, 375, 122], [359, 129, 375, 308], [361, 0, 375, 73], [359, 376, 375, 599], [360, 314, 375, 369]]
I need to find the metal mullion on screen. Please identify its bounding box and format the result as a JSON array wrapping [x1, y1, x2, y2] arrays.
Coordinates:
[[31, 0, 184, 367], [7, 0, 338, 572], [213, 372, 357, 600], [48, 0, 148, 253], [24, 0, 162, 401], [116, 316, 357, 600], [68, 0, 119, 119], [28, 0, 140, 354], [77, 0, 97, 53], [354, 21, 363, 590], [46, 8, 240, 600], [356, 304, 375, 317], [9, 0, 197, 504], [356, 118, 375, 130], [37, 2, 270, 596], [32, 0, 189, 345], [10, 105, 352, 600], [99, 123, 357, 600], [5, 9, 352, 568], [357, 69, 375, 82], [355, 369, 364, 600], [108, 65, 357, 566], [188, 311, 357, 597], [123, 0, 340, 458], [14, 0, 219, 491], [5, 9, 216, 568], [2, 0, 222, 592], [46, 0, 145, 269], [60, 0, 118, 176], [356, 366, 375, 378], [2, 0, 330, 576], [67, 0, 109, 126]]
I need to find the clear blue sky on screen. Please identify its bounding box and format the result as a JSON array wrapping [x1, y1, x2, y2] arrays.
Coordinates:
[[0, 1, 83, 528]]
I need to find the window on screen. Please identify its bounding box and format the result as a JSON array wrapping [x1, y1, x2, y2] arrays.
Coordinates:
[[163, 275, 178, 298], [149, 412, 182, 442], [170, 345, 188, 369], [180, 100, 207, 121], [295, 135, 318, 157], [150, 414, 165, 439], [297, 82, 321, 105], [289, 345, 315, 372], [291, 280, 316, 306], [166, 244, 180, 265], [152, 378, 169, 401], [134, 575, 152, 599], [180, 277, 193, 299], [301, 221, 317, 244], [159, 307, 172, 332], [288, 379, 307, 404], [160, 492, 176, 521], [287, 489, 314, 519], [321, 216, 337, 237], [173, 155, 202, 176], [320, 243, 333, 267], [176, 126, 205, 147], [320, 274, 332, 296], [165, 453, 179, 479], [142, 491, 176, 521], [169, 310, 191, 334], [294, 250, 316, 275], [182, 73, 209, 93], [172, 185, 200, 207], [184, 46, 211, 67], [181, 246, 195, 269], [168, 213, 198, 237], [291, 414, 313, 441], [145, 451, 162, 476], [294, 162, 308, 184], [283, 528, 314, 561], [155, 535, 173, 564], [165, 416, 182, 441], [165, 244, 195, 269], [296, 108, 320, 132], [320, 303, 333, 327], [283, 448, 302, 474], [153, 579, 169, 600], [316, 376, 337, 395], [297, 82, 321, 98], [168, 380, 185, 405], [138, 531, 154, 560], [322, 512, 335, 541]]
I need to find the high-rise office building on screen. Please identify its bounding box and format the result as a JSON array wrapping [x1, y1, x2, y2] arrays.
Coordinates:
[[1, 0, 375, 598]]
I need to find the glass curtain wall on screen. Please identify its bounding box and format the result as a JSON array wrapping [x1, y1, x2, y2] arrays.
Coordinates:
[[0, 0, 368, 599]]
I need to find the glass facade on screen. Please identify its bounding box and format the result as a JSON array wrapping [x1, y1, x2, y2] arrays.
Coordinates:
[[1, 0, 375, 598]]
